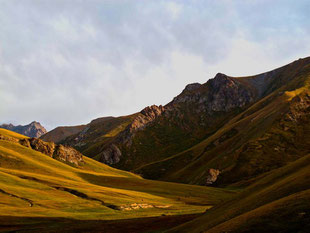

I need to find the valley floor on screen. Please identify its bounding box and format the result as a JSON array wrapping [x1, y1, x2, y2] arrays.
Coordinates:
[[0, 214, 201, 233]]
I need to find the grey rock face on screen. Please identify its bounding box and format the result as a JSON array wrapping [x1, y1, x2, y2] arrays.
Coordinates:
[[207, 73, 255, 112], [99, 144, 122, 165], [169, 73, 255, 115]]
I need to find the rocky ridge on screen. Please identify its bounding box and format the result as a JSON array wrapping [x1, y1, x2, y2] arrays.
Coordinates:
[[40, 125, 86, 143], [49, 57, 310, 186], [99, 105, 165, 164], [96, 73, 256, 166]]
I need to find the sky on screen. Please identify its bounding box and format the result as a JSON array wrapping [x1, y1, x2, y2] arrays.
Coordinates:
[[1, 0, 310, 130]]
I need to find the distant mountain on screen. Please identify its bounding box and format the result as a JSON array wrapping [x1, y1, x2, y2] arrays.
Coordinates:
[[40, 125, 86, 143], [0, 121, 47, 138], [46, 57, 310, 188]]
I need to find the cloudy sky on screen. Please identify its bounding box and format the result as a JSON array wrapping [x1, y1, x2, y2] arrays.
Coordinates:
[[1, 0, 310, 130]]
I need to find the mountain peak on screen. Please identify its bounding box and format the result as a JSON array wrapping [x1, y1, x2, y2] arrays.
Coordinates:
[[214, 72, 227, 78], [0, 121, 47, 138]]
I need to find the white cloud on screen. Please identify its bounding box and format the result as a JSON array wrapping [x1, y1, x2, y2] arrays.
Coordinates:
[[0, 0, 309, 130], [165, 1, 183, 19]]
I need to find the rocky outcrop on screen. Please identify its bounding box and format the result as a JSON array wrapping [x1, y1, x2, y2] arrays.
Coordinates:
[[183, 83, 202, 92], [27, 138, 55, 156], [27, 138, 83, 166], [117, 105, 165, 145], [53, 144, 84, 165], [207, 73, 255, 112], [0, 134, 83, 166], [99, 144, 122, 165], [0, 121, 47, 138], [130, 105, 165, 133], [206, 168, 220, 185], [170, 73, 255, 113]]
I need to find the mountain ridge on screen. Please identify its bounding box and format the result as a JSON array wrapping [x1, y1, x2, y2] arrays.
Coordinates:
[[43, 56, 310, 188], [0, 121, 47, 138], [1, 56, 310, 233]]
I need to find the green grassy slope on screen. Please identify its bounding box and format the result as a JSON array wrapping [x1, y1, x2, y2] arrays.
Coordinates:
[[0, 129, 235, 228], [167, 154, 310, 233]]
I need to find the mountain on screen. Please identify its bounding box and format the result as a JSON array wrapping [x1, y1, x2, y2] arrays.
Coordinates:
[[51, 72, 258, 169], [136, 57, 310, 186], [0, 128, 234, 232], [0, 121, 47, 138], [47, 57, 310, 188], [40, 124, 87, 143], [2, 56, 310, 233]]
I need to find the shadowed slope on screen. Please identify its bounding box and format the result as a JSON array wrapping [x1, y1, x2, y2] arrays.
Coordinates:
[[52, 57, 310, 188], [135, 57, 310, 185], [40, 125, 87, 143], [167, 154, 310, 233]]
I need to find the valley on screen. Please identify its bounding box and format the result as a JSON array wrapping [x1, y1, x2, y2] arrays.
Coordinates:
[[1, 57, 310, 232], [0, 128, 235, 232]]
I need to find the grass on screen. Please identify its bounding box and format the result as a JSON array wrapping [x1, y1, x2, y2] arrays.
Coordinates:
[[0, 128, 28, 140], [0, 129, 235, 226], [167, 154, 310, 233], [2, 58, 310, 232], [0, 214, 202, 233]]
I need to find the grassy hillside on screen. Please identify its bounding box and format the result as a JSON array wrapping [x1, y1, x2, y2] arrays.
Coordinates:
[[48, 57, 310, 189], [167, 154, 310, 233], [135, 57, 310, 186], [0, 128, 235, 232]]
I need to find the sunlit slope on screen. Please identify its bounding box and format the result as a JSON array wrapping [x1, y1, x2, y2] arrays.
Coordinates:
[[0, 129, 235, 221], [167, 154, 310, 233], [0, 128, 29, 140]]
